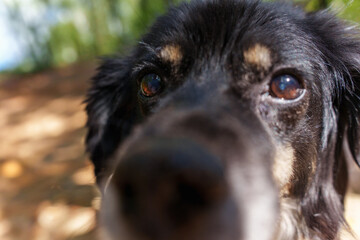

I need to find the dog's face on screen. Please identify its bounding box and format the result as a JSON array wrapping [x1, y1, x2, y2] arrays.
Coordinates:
[[86, 1, 360, 239]]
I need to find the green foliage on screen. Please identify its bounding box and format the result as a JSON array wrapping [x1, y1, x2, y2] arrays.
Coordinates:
[[2, 0, 359, 73], [337, 0, 360, 23], [291, 0, 360, 23], [3, 0, 184, 73]]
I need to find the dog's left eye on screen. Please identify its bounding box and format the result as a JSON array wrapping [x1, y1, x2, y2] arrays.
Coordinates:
[[270, 74, 303, 100], [140, 73, 163, 97]]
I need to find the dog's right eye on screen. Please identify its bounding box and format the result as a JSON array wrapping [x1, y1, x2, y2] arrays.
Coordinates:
[[270, 74, 304, 100], [140, 73, 163, 97]]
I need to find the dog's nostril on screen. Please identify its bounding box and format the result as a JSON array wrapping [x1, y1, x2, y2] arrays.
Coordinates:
[[119, 182, 137, 214], [164, 181, 210, 225], [121, 182, 135, 199], [176, 182, 207, 207]]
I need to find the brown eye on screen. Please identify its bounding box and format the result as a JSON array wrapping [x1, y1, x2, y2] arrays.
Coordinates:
[[140, 74, 163, 97], [270, 74, 304, 100]]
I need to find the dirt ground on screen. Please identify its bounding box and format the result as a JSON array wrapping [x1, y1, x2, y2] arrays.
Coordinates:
[[0, 62, 359, 240], [0, 63, 99, 240]]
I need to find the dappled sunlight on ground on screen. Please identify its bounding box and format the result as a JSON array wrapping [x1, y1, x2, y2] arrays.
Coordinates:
[[0, 62, 99, 240], [35, 202, 96, 239]]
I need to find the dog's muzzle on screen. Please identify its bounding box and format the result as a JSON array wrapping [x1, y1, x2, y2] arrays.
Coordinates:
[[100, 110, 279, 240]]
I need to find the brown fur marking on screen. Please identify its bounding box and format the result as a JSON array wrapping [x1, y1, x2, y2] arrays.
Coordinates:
[[243, 44, 272, 70], [160, 45, 183, 64], [273, 144, 295, 196]]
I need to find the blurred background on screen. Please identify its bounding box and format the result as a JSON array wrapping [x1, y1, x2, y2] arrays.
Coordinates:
[[0, 0, 359, 239]]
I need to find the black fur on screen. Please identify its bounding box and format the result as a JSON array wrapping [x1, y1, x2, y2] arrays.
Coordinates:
[[85, 0, 360, 239]]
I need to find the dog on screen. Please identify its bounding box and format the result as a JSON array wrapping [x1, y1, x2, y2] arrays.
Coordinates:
[[85, 0, 360, 239]]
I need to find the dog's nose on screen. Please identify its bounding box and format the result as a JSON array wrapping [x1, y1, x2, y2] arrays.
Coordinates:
[[110, 138, 227, 232]]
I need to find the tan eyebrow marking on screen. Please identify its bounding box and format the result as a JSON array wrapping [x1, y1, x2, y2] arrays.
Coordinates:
[[159, 45, 183, 64], [243, 44, 272, 70]]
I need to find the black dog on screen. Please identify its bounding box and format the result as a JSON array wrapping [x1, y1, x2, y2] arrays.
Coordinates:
[[85, 0, 360, 239]]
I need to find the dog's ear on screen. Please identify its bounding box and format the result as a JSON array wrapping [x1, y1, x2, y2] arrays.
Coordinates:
[[309, 12, 360, 167], [299, 13, 360, 238], [85, 57, 140, 178], [331, 23, 360, 168], [341, 65, 360, 168]]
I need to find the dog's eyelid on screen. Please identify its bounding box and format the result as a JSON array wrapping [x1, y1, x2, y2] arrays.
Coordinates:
[[270, 66, 305, 80], [133, 66, 164, 84], [132, 58, 172, 84], [269, 67, 307, 86], [268, 88, 306, 103], [132, 62, 157, 76]]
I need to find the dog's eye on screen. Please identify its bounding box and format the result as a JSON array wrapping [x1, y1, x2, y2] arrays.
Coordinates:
[[140, 73, 163, 97], [270, 75, 303, 100]]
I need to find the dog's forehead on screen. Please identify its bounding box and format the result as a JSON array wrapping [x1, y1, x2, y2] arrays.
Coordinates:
[[142, 1, 318, 76]]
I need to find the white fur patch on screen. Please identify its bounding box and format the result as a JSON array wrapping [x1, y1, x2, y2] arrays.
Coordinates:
[[275, 198, 310, 240], [228, 161, 278, 240]]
